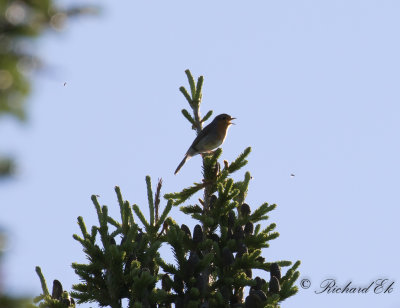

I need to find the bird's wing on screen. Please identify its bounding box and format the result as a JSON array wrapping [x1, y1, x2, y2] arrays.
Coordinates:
[[188, 122, 213, 152]]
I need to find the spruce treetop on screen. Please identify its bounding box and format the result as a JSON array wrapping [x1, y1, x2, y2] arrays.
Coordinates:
[[33, 70, 300, 308]]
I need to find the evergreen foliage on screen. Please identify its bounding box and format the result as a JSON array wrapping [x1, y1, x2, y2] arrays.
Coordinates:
[[32, 267, 75, 308], [32, 70, 300, 307], [0, 235, 34, 308], [0, 294, 33, 308], [0, 0, 98, 177]]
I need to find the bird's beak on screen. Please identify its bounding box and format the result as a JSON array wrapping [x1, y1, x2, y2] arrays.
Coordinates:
[[229, 117, 236, 125]]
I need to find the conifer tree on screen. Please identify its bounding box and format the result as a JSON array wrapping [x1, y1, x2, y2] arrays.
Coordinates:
[[32, 70, 300, 308]]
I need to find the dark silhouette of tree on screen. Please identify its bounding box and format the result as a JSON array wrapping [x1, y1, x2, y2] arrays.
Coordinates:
[[33, 70, 300, 308]]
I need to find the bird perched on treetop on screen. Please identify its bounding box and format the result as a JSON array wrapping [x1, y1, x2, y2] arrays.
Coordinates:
[[174, 113, 235, 174]]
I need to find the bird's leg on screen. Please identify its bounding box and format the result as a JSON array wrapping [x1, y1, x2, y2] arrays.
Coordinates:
[[201, 150, 216, 158]]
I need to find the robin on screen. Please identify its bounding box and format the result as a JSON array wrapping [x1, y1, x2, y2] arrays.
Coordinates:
[[174, 114, 235, 174]]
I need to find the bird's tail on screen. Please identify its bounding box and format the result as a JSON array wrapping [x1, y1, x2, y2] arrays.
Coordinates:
[[174, 154, 190, 175]]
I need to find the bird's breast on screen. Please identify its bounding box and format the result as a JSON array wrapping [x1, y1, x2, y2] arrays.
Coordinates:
[[195, 124, 228, 152]]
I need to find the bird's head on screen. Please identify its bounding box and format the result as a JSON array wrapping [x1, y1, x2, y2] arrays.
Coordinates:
[[214, 113, 236, 126]]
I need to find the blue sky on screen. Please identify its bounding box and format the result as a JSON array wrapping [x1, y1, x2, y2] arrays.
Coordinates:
[[1, 1, 400, 307]]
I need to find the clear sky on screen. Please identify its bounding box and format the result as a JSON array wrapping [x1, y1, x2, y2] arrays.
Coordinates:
[[1, 1, 399, 307]]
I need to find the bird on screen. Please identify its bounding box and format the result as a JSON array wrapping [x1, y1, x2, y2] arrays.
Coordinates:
[[174, 113, 235, 174]]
